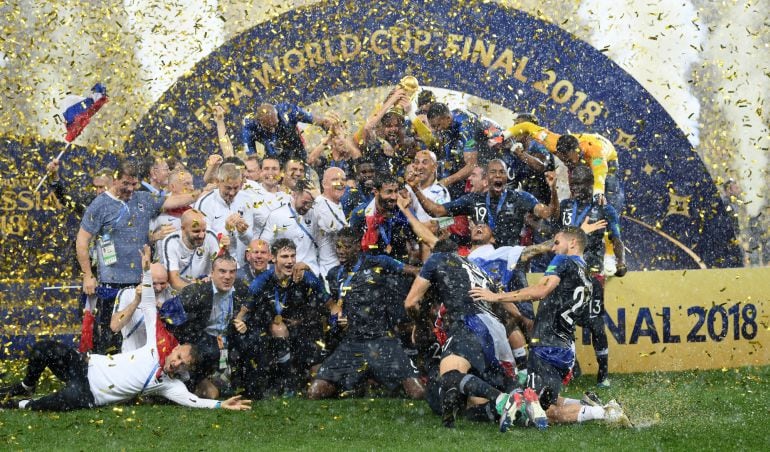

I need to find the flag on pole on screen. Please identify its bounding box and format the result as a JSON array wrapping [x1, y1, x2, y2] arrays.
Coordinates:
[[61, 83, 108, 142]]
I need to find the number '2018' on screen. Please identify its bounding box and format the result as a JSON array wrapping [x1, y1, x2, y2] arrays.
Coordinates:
[[686, 303, 757, 342]]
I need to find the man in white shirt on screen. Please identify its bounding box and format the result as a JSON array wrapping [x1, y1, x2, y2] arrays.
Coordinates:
[[193, 163, 255, 266], [407, 150, 451, 221], [252, 157, 291, 233], [313, 167, 348, 276], [160, 209, 220, 290], [259, 180, 320, 275], [109, 262, 173, 352], [0, 247, 251, 412]]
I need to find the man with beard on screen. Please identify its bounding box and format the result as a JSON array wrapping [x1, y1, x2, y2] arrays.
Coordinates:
[[160, 209, 220, 290], [349, 172, 416, 262], [308, 228, 423, 400], [234, 239, 330, 396], [340, 159, 376, 216], [364, 110, 417, 178], [76, 159, 200, 353], [409, 159, 559, 247]]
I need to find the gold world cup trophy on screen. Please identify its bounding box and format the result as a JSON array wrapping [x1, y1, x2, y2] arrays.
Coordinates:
[[389, 76, 420, 116]]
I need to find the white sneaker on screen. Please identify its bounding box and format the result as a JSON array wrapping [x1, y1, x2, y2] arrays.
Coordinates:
[[604, 399, 632, 427]]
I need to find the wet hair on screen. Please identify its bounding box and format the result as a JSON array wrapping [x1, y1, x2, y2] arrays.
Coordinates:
[[426, 102, 450, 120], [381, 110, 405, 125], [417, 90, 436, 108], [261, 156, 281, 168], [115, 159, 141, 180], [212, 253, 237, 270], [556, 135, 580, 156], [187, 343, 200, 368], [222, 156, 245, 167], [271, 238, 297, 255], [138, 155, 157, 180], [433, 238, 459, 253], [486, 159, 509, 173], [93, 167, 114, 180], [335, 227, 359, 243], [217, 162, 242, 182], [373, 171, 399, 190], [292, 178, 312, 194], [514, 112, 539, 125], [284, 159, 305, 171], [354, 158, 374, 172], [558, 226, 587, 252], [570, 165, 594, 183]]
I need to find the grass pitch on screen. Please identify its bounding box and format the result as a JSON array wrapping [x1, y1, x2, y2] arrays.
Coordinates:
[[2, 365, 769, 451]]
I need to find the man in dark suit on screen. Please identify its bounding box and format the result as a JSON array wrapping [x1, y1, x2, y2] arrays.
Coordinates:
[[170, 254, 252, 398]]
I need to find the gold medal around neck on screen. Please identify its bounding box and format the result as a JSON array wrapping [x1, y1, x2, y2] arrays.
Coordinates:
[[273, 315, 283, 325]]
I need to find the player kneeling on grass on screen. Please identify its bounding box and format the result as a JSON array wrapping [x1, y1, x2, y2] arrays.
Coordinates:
[[469, 227, 631, 427], [307, 228, 425, 400], [404, 238, 548, 432], [0, 247, 251, 413]]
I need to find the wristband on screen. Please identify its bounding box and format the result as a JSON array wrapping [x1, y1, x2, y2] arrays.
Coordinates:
[[215, 401, 222, 409]]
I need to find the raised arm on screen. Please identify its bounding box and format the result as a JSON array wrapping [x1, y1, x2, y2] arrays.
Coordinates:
[[213, 105, 234, 158], [397, 191, 438, 249], [409, 183, 449, 217]]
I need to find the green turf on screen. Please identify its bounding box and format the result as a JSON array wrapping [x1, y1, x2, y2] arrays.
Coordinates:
[[2, 366, 769, 451]]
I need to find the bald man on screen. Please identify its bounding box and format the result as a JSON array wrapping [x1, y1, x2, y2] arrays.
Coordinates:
[[313, 167, 349, 275], [160, 209, 220, 290], [242, 102, 338, 163], [406, 150, 451, 222], [110, 263, 173, 352], [237, 239, 272, 285], [150, 169, 195, 238]]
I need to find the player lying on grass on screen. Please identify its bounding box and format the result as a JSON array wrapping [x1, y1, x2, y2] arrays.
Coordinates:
[[0, 247, 251, 412]]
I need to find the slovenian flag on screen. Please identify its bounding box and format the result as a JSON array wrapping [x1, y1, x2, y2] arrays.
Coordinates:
[[61, 83, 108, 142]]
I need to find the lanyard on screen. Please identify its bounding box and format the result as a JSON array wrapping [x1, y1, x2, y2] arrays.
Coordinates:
[[570, 200, 592, 227], [324, 200, 347, 228], [485, 191, 508, 232], [141, 362, 160, 394], [274, 284, 288, 315], [288, 204, 318, 247], [125, 316, 145, 339], [336, 256, 364, 309], [377, 217, 393, 246]]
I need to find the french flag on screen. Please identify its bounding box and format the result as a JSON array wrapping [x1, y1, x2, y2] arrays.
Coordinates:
[[61, 83, 108, 142]]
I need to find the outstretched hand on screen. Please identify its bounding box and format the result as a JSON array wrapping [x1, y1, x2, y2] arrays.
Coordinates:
[[468, 287, 498, 302], [221, 395, 252, 411], [580, 217, 607, 234]]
